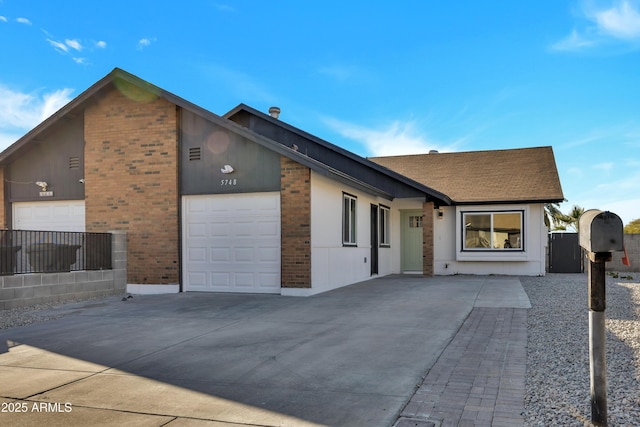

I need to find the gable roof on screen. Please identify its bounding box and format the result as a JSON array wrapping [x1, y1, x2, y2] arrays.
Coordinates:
[[0, 68, 451, 205], [224, 103, 452, 205], [369, 147, 564, 205]]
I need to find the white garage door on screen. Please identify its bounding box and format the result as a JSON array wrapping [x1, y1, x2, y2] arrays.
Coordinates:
[[182, 193, 281, 293], [13, 201, 86, 232]]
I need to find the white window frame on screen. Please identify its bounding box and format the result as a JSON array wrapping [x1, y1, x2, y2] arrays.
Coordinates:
[[461, 210, 524, 252], [379, 204, 390, 247], [342, 193, 357, 246]]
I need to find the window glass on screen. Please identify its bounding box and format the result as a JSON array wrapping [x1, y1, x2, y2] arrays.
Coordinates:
[[380, 205, 390, 246], [343, 194, 357, 245], [463, 211, 522, 250]]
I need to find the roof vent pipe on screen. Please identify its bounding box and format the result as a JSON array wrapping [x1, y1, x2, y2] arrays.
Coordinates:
[[268, 106, 281, 119]]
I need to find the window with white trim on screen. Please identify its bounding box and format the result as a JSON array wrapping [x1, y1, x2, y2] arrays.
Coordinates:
[[379, 205, 390, 247], [343, 193, 357, 246], [462, 211, 523, 251]]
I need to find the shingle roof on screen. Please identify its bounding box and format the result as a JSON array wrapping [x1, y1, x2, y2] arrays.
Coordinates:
[[369, 146, 564, 204]]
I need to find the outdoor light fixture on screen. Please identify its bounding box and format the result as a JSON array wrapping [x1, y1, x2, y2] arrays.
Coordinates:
[[220, 165, 234, 174], [35, 181, 48, 192]]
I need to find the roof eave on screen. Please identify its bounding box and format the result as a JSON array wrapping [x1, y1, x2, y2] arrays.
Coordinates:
[[452, 197, 566, 206], [224, 103, 452, 206]]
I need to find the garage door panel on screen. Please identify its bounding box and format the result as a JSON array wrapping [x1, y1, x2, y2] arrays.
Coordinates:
[[188, 272, 207, 287], [188, 223, 207, 238], [13, 201, 85, 232], [183, 193, 281, 293], [259, 247, 279, 262], [211, 248, 231, 262], [259, 273, 280, 288], [188, 247, 207, 262]]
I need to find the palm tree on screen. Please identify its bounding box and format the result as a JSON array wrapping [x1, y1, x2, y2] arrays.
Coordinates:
[[544, 203, 567, 230], [564, 205, 584, 232], [544, 203, 584, 232]]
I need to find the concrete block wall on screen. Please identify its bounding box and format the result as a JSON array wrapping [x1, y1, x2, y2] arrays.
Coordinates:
[[0, 231, 127, 309], [608, 234, 640, 273]]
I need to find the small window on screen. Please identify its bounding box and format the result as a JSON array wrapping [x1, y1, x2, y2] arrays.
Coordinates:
[[380, 205, 390, 247], [462, 211, 523, 251], [343, 193, 357, 246], [409, 215, 422, 228]]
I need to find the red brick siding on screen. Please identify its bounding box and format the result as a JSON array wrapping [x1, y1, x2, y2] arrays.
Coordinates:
[[422, 201, 434, 276], [280, 156, 311, 288], [84, 82, 179, 284]]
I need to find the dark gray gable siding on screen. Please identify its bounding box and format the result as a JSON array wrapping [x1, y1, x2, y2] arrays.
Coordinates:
[[7, 114, 85, 202], [180, 109, 281, 195]]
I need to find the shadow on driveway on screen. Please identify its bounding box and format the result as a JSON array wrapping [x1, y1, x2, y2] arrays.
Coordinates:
[[0, 275, 522, 426]]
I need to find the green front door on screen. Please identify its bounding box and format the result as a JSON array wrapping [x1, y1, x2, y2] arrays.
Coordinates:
[[401, 210, 423, 272]]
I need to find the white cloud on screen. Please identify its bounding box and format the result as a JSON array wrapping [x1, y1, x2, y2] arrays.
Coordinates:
[[594, 162, 615, 172], [551, 28, 597, 51], [324, 117, 458, 156], [95, 40, 107, 48], [138, 37, 155, 50], [16, 17, 31, 25], [0, 16, 8, 23], [47, 38, 68, 52], [40, 88, 73, 121], [65, 39, 82, 51], [553, 0, 640, 51], [594, 0, 640, 39], [0, 85, 74, 150]]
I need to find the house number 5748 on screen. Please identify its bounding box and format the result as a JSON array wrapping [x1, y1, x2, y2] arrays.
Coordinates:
[[220, 179, 237, 186]]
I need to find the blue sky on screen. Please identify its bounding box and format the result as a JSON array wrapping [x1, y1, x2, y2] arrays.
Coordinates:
[[1, 0, 639, 225]]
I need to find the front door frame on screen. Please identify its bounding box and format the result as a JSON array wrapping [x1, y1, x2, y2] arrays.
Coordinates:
[[370, 204, 379, 275], [401, 209, 424, 272]]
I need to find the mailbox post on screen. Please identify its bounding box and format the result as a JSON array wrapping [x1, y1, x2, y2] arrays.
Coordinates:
[[579, 210, 624, 427]]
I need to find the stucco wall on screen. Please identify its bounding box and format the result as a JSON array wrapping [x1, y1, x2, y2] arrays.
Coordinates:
[[309, 171, 422, 294], [433, 203, 548, 276]]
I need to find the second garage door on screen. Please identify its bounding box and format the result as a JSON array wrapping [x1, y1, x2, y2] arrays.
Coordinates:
[[182, 193, 281, 293], [13, 201, 86, 232]]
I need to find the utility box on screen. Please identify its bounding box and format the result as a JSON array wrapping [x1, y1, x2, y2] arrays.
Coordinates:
[[579, 210, 624, 254]]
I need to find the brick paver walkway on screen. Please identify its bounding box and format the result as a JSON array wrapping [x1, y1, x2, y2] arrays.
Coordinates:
[[395, 307, 528, 427]]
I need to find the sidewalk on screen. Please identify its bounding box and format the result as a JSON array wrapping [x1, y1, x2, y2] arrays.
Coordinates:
[[395, 279, 530, 427]]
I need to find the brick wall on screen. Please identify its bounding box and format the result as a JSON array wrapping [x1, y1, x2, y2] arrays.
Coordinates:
[[84, 80, 179, 285], [422, 201, 434, 276], [280, 156, 311, 288]]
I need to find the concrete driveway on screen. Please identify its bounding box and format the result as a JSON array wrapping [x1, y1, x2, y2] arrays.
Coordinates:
[[0, 275, 530, 427]]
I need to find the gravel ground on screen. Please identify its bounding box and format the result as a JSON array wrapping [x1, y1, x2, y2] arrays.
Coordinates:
[[522, 272, 640, 427], [0, 294, 125, 330]]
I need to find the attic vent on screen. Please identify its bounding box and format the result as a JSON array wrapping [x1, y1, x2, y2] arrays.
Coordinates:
[[69, 156, 80, 169], [189, 147, 202, 161]]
